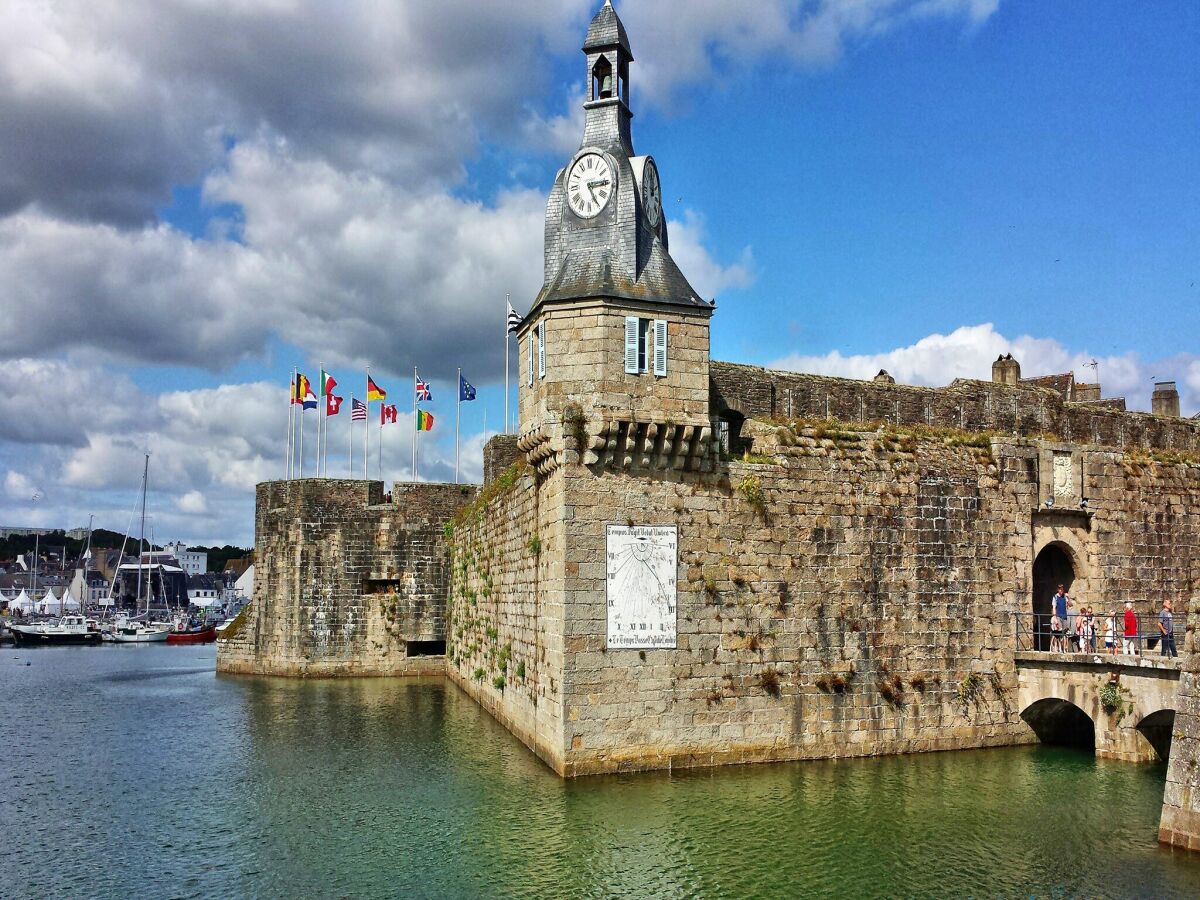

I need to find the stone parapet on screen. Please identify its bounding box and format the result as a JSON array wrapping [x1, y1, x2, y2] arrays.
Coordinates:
[[711, 360, 1200, 454]]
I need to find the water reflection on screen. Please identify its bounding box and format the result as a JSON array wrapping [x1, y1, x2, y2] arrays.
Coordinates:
[[3, 647, 1198, 899]]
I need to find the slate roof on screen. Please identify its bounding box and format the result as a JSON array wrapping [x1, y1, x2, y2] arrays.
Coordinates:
[[1021, 373, 1074, 398], [584, 1, 632, 56], [537, 245, 712, 311]]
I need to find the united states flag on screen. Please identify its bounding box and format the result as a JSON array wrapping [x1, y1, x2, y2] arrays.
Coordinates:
[[351, 398, 367, 421]]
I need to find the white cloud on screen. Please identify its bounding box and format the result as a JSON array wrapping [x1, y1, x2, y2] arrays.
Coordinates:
[[4, 469, 37, 501], [176, 490, 209, 515], [770, 323, 1199, 413], [667, 211, 756, 301], [618, 0, 1002, 106]]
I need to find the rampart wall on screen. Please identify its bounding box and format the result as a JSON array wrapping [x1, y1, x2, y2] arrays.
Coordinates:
[[444, 462, 569, 772], [217, 479, 473, 677], [711, 361, 1200, 453]]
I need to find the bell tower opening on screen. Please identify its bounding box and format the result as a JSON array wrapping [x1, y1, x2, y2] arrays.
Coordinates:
[[592, 56, 613, 101]]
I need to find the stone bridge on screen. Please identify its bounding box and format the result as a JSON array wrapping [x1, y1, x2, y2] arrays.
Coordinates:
[[1015, 651, 1181, 763]]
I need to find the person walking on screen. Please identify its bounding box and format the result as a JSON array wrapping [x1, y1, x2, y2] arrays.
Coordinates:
[[1103, 613, 1116, 655], [1122, 600, 1139, 655], [1158, 599, 1179, 658]]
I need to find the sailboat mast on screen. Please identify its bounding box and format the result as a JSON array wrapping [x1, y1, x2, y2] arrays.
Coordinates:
[[136, 452, 149, 617]]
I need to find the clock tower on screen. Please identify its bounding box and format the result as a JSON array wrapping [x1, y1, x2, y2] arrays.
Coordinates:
[[517, 0, 715, 475]]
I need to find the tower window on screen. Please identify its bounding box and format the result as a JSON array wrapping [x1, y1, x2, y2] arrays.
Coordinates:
[[624, 317, 668, 377]]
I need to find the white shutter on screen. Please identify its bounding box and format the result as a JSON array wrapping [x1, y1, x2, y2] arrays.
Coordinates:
[[538, 320, 546, 379], [653, 319, 667, 377], [624, 316, 639, 374], [527, 332, 533, 386]]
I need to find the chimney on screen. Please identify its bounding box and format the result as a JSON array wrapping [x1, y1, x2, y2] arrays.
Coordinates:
[[992, 353, 1020, 386], [873, 369, 896, 384], [1152, 381, 1180, 417]]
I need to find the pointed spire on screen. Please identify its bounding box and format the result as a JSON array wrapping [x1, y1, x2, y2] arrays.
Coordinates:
[[584, 0, 632, 56]]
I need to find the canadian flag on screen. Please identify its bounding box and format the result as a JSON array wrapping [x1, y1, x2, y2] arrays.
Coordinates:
[[326, 394, 343, 416], [380, 403, 398, 425]]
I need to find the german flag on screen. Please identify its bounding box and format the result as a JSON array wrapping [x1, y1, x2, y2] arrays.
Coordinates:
[[367, 375, 387, 402]]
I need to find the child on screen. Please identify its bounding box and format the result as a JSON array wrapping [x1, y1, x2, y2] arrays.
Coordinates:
[[1104, 615, 1116, 655]]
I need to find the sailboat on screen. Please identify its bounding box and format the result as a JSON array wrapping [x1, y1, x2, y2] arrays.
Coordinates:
[[107, 452, 170, 644]]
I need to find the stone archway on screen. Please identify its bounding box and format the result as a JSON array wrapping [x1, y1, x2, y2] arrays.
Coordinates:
[[1032, 543, 1076, 651], [1020, 697, 1096, 750], [1135, 709, 1175, 762]]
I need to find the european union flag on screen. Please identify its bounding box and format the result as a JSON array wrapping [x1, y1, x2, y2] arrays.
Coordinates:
[[459, 374, 476, 402]]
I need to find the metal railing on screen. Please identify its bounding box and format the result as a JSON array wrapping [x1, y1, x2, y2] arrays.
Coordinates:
[[1015, 611, 1183, 657]]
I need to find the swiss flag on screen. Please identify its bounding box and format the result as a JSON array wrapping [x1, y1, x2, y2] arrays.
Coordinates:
[[380, 403, 398, 425], [327, 394, 343, 416]]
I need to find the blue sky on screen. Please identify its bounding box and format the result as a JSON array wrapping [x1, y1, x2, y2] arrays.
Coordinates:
[[1, 0, 1197, 545]]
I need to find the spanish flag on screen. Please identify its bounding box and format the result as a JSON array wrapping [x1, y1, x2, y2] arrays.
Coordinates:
[[416, 410, 434, 432], [367, 375, 387, 402]]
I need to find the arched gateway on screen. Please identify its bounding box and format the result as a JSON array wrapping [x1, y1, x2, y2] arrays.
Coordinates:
[[1032, 543, 1076, 651]]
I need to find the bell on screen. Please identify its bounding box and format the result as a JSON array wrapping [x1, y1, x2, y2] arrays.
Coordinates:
[[600, 74, 613, 98]]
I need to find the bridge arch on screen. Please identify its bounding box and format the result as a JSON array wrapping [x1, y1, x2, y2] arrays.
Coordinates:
[[1135, 708, 1175, 762], [1020, 697, 1095, 750]]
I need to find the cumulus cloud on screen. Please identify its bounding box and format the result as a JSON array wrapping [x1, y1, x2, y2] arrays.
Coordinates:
[[770, 323, 1199, 413], [4, 469, 38, 501], [0, 0, 593, 225], [619, 0, 1001, 106]]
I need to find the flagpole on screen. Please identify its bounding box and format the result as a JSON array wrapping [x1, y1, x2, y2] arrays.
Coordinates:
[[412, 366, 418, 481], [504, 293, 510, 434], [364, 368, 371, 480], [299, 397, 305, 479], [378, 419, 383, 481], [286, 369, 295, 480], [455, 367, 461, 484], [349, 397, 354, 478]]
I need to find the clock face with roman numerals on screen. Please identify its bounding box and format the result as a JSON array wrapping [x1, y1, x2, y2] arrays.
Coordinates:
[[566, 152, 613, 219]]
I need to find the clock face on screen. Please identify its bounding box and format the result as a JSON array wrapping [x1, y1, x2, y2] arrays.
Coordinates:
[[642, 160, 662, 228], [566, 153, 614, 219]]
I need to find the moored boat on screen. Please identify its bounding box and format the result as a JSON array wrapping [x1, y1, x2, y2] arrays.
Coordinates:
[[106, 621, 171, 643], [166, 625, 217, 644], [10, 615, 103, 646]]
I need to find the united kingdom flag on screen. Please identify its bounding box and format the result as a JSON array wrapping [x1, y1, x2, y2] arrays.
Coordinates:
[[415, 376, 432, 402]]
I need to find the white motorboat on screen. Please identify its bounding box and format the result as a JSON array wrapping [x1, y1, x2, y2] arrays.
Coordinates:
[[11, 614, 103, 646], [105, 620, 171, 643]]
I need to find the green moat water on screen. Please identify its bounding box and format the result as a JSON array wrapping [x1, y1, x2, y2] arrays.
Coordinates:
[[3, 645, 1199, 898]]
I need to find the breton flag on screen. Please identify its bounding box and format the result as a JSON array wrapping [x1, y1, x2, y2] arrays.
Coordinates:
[[321, 369, 337, 397], [327, 394, 343, 416], [459, 375, 476, 402], [381, 404, 398, 425], [416, 410, 435, 432], [302, 385, 318, 410], [506, 301, 522, 334], [415, 376, 432, 402], [351, 397, 368, 421], [367, 376, 387, 402]]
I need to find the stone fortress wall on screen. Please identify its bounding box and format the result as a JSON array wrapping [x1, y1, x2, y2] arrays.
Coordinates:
[[220, 358, 1200, 779], [711, 361, 1200, 453], [218, 479, 473, 677], [448, 403, 1200, 775]]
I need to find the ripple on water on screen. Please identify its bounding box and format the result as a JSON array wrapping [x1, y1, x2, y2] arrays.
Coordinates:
[[2, 648, 1199, 899]]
